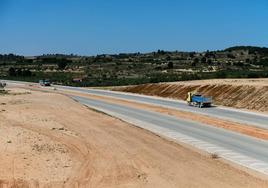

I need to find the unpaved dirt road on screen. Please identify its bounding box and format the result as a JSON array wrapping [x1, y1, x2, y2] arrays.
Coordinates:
[[1, 87, 268, 187]]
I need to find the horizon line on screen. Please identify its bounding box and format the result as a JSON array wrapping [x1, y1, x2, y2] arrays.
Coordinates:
[[1, 45, 268, 57]]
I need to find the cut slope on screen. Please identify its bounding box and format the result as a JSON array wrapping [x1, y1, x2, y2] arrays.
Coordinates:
[[114, 79, 268, 113]]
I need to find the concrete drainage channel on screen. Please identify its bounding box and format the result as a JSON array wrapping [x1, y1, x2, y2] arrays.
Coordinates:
[[72, 95, 268, 177]]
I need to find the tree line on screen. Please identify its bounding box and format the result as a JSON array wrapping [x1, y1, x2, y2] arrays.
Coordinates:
[[8, 67, 33, 77]]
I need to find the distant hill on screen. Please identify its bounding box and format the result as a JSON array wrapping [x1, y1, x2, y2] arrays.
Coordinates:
[[224, 46, 268, 55], [0, 46, 268, 86]]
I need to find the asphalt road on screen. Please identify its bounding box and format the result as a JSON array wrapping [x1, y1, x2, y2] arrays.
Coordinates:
[[56, 85, 268, 129], [73, 95, 268, 175]]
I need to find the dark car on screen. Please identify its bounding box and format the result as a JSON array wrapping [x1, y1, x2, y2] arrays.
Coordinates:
[[39, 79, 51, 86]]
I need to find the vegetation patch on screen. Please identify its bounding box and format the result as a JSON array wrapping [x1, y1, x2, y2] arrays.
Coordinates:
[[0, 46, 267, 86], [211, 153, 220, 159]]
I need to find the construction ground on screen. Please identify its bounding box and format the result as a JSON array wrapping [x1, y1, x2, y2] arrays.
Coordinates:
[[0, 79, 268, 187]]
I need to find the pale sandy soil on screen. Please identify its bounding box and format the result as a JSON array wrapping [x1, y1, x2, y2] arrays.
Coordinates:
[[0, 87, 268, 187], [167, 78, 268, 86], [114, 78, 268, 113]]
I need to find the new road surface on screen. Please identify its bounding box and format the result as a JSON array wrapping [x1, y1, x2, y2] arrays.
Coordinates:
[[3, 80, 268, 176], [56, 85, 268, 129]]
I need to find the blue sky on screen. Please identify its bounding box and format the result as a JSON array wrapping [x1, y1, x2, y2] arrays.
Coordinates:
[[0, 0, 268, 55]]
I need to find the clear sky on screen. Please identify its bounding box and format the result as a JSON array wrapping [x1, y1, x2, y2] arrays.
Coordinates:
[[0, 0, 268, 56]]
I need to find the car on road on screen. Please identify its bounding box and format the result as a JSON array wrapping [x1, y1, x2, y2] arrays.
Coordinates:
[[0, 82, 6, 89], [39, 79, 51, 86]]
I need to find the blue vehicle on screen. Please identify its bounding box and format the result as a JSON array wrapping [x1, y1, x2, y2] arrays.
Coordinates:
[[187, 92, 213, 108]]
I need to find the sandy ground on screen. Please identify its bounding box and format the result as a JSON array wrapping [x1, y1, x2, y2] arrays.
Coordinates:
[[114, 78, 268, 113], [1, 87, 268, 187], [167, 78, 268, 86]]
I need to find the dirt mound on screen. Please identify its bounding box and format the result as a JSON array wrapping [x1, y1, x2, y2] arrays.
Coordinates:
[[114, 79, 268, 113]]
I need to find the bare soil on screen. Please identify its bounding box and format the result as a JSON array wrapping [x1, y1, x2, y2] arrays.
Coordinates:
[[113, 78, 268, 113], [0, 88, 268, 187]]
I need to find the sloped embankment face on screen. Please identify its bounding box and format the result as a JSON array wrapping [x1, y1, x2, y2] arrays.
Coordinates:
[[114, 82, 268, 113]]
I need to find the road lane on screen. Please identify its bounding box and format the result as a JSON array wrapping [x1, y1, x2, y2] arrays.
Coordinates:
[[56, 85, 268, 129], [72, 95, 268, 175]]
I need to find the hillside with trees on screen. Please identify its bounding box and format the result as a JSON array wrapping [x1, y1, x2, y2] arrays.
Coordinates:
[[0, 46, 267, 86]]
